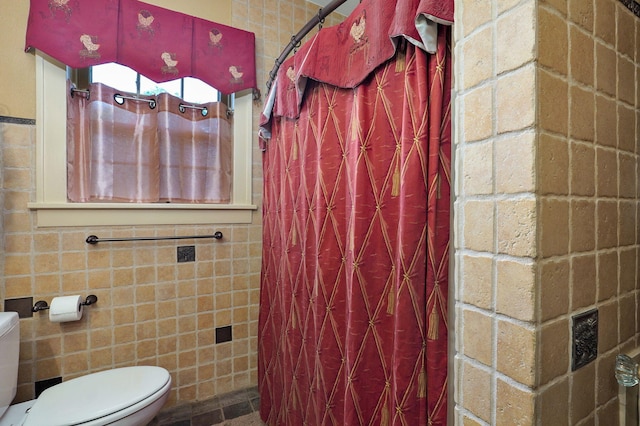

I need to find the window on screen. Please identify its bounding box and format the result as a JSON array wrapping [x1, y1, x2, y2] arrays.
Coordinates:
[[69, 63, 233, 205], [29, 52, 256, 227], [90, 63, 222, 104]]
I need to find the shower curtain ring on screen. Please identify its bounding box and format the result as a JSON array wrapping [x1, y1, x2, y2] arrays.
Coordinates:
[[291, 35, 301, 52], [318, 8, 325, 30]]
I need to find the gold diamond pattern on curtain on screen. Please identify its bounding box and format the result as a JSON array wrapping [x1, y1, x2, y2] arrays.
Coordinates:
[[259, 24, 451, 424]]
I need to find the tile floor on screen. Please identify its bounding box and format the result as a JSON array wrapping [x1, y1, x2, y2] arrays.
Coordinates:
[[151, 387, 266, 426]]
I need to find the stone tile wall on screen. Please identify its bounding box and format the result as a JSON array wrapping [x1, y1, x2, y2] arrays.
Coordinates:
[[454, 0, 640, 424]]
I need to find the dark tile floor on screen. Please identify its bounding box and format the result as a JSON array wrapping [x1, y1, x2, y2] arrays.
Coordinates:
[[151, 387, 262, 426]]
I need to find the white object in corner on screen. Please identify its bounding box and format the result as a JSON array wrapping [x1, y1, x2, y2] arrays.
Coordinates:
[[0, 311, 172, 426]]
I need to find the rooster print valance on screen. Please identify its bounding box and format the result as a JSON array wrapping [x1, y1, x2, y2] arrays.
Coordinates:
[[25, 0, 256, 94]]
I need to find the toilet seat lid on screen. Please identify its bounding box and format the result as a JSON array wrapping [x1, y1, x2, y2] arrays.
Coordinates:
[[0, 311, 18, 338], [24, 366, 170, 426]]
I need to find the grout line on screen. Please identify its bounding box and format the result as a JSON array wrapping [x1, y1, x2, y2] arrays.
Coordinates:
[[152, 386, 262, 426]]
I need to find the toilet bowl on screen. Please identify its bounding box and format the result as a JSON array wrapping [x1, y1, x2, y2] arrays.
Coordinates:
[[0, 312, 171, 426]]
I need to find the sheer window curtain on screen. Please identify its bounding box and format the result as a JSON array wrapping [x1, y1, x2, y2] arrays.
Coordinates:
[[67, 81, 232, 203]]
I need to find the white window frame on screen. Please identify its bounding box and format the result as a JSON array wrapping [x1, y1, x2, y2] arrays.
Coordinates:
[[28, 52, 256, 227]]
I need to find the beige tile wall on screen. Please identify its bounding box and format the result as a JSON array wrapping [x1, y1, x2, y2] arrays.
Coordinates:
[[1, 118, 263, 407], [454, 0, 537, 424], [10, 0, 638, 421], [455, 0, 640, 424], [0, 0, 343, 411]]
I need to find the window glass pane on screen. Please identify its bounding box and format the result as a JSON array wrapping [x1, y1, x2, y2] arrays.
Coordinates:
[[91, 63, 218, 103], [141, 75, 181, 97], [91, 63, 138, 93], [183, 77, 219, 104]]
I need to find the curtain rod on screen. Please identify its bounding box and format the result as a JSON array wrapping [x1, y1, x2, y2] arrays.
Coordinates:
[[266, 0, 349, 91], [85, 232, 223, 245], [71, 87, 212, 116]]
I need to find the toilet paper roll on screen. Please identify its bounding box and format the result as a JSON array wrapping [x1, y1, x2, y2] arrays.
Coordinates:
[[49, 295, 83, 323]]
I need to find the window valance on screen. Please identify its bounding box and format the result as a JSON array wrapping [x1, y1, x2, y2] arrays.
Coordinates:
[[25, 0, 256, 95]]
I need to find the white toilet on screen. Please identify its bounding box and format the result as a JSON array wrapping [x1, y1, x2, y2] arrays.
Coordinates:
[[0, 311, 172, 426]]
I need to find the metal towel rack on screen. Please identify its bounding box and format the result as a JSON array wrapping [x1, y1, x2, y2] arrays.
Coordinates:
[[86, 232, 223, 245]]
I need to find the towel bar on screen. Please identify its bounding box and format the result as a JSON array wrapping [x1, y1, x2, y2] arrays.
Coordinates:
[[86, 232, 223, 244]]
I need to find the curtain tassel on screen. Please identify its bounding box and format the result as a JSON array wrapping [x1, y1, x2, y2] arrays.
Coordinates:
[[391, 161, 401, 197], [427, 302, 439, 340], [417, 367, 427, 398], [381, 403, 389, 426], [291, 307, 297, 329], [351, 119, 359, 141], [387, 285, 395, 315], [395, 39, 406, 72]]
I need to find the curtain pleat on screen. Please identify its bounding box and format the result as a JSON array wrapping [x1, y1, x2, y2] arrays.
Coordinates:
[[259, 24, 451, 425]]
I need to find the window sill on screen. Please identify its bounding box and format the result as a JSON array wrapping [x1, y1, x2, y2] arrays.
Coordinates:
[[28, 202, 258, 227]]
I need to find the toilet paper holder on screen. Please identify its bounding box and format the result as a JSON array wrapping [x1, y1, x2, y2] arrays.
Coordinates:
[[32, 295, 98, 312]]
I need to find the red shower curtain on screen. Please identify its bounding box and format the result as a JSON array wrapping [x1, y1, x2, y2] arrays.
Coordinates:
[[259, 1, 452, 424]]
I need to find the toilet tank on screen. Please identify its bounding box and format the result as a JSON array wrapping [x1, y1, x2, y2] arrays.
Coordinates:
[[0, 312, 20, 418]]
